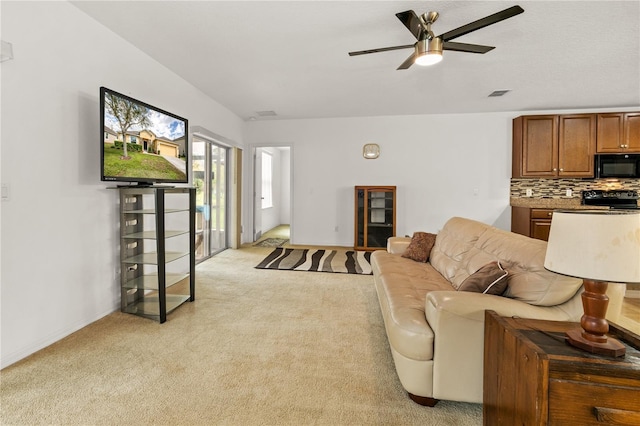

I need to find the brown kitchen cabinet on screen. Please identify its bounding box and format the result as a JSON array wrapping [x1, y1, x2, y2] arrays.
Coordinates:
[[512, 114, 596, 178], [511, 206, 553, 241], [597, 112, 640, 153], [483, 310, 640, 426]]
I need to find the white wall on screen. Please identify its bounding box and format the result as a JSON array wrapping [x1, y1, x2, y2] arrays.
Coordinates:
[[0, 1, 244, 368], [244, 107, 640, 247], [245, 113, 514, 246]]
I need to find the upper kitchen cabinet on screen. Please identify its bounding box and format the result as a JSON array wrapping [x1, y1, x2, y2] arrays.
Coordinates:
[[512, 114, 595, 178], [512, 115, 557, 178], [558, 114, 597, 176], [597, 112, 640, 153]]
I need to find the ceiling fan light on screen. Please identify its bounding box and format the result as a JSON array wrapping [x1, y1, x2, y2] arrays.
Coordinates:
[[415, 38, 443, 66], [415, 52, 442, 66]]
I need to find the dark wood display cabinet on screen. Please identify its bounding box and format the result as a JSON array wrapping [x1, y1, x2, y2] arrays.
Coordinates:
[[484, 310, 640, 426], [354, 186, 396, 251], [119, 187, 195, 323]]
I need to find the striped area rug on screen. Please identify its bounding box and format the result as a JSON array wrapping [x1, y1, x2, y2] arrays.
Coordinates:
[[255, 248, 373, 275]]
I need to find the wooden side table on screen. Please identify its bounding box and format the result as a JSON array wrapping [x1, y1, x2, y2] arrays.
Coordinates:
[[483, 310, 640, 425]]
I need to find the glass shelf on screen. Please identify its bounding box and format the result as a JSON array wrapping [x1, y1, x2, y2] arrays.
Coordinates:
[[123, 251, 189, 265], [122, 294, 191, 320], [122, 230, 189, 239], [123, 208, 188, 214], [123, 273, 189, 290]]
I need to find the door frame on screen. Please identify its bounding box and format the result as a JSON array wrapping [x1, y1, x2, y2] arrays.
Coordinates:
[[250, 144, 293, 244]]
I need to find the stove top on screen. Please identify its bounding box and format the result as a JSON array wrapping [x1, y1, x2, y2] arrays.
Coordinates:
[[582, 189, 639, 209]]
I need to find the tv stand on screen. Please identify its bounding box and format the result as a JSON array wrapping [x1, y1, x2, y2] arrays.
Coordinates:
[[115, 183, 175, 188], [118, 187, 195, 323]]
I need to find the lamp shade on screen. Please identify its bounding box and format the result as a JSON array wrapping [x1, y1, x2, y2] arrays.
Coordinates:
[[544, 210, 640, 283]]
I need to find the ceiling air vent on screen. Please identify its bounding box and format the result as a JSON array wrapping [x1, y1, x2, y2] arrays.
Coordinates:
[[488, 90, 510, 97], [255, 110, 278, 117]]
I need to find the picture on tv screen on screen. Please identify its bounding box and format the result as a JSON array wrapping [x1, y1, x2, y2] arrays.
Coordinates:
[[101, 87, 189, 185]]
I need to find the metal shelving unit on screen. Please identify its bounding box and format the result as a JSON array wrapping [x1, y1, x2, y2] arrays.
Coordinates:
[[119, 187, 195, 323]]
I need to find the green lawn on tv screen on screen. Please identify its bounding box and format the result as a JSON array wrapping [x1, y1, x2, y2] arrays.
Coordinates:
[[103, 145, 186, 180]]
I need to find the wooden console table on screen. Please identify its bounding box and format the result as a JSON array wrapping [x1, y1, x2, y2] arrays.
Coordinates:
[[483, 310, 640, 425]]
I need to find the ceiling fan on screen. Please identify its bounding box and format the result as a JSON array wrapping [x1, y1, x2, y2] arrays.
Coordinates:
[[348, 5, 524, 69]]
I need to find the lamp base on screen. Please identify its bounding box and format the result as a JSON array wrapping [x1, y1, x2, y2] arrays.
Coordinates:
[[565, 328, 626, 357], [566, 279, 626, 357]]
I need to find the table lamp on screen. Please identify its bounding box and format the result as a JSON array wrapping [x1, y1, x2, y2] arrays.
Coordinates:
[[544, 210, 640, 357]]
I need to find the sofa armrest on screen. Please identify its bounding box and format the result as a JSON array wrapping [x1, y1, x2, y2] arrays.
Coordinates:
[[387, 236, 411, 254], [424, 290, 582, 403]]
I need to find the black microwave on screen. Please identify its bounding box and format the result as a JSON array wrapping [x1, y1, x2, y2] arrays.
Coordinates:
[[595, 154, 640, 178]]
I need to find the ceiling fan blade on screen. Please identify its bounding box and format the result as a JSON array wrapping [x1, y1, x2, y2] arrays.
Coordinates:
[[397, 53, 416, 70], [439, 5, 524, 42], [443, 41, 495, 54], [348, 44, 415, 56], [395, 10, 424, 40]]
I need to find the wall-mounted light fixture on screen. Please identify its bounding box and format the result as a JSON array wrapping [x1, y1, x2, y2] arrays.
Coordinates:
[[363, 143, 380, 159], [1, 41, 14, 62]]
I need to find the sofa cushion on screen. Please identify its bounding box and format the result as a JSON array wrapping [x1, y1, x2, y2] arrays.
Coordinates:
[[402, 232, 437, 262], [458, 261, 509, 295], [430, 217, 583, 306], [429, 217, 491, 286], [468, 226, 582, 306]]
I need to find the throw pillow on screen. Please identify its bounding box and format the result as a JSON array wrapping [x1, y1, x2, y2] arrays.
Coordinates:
[[401, 232, 437, 262], [458, 261, 509, 295]]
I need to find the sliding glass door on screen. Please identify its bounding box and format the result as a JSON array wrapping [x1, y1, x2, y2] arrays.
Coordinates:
[[193, 138, 228, 261]]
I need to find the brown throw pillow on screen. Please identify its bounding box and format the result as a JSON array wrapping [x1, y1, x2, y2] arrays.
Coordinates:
[[458, 261, 509, 295], [401, 232, 437, 262]]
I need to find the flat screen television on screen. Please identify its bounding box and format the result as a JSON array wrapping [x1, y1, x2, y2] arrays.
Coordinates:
[[100, 87, 189, 186]]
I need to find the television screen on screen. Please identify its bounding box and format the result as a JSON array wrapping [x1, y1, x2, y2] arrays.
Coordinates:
[[100, 87, 189, 185]]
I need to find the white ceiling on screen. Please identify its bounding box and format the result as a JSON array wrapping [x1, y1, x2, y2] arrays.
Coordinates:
[[72, 1, 640, 121]]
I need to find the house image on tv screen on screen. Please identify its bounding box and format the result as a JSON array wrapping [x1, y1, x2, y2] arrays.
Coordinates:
[[101, 88, 188, 183], [104, 127, 185, 159]]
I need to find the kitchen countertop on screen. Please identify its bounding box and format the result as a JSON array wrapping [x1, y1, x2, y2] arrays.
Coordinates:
[[510, 197, 611, 209]]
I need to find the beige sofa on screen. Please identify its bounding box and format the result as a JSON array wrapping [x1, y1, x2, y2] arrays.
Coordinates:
[[371, 216, 625, 406]]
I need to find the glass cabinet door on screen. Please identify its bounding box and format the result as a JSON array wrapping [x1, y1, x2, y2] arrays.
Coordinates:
[[367, 190, 395, 248], [354, 186, 396, 250]]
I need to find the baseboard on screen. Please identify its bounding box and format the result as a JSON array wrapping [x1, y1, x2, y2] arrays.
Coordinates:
[[0, 306, 118, 370], [625, 289, 640, 299]]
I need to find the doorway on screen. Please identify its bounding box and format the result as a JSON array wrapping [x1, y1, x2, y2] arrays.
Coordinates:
[[253, 146, 292, 243], [193, 137, 229, 261]]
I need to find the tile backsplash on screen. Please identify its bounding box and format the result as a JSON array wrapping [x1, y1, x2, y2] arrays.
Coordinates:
[[511, 178, 640, 198]]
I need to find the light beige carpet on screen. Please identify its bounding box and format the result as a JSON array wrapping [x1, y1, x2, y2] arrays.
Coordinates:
[[0, 247, 482, 425]]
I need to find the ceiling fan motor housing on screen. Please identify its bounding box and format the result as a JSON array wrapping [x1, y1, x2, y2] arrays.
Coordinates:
[[417, 37, 442, 56]]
